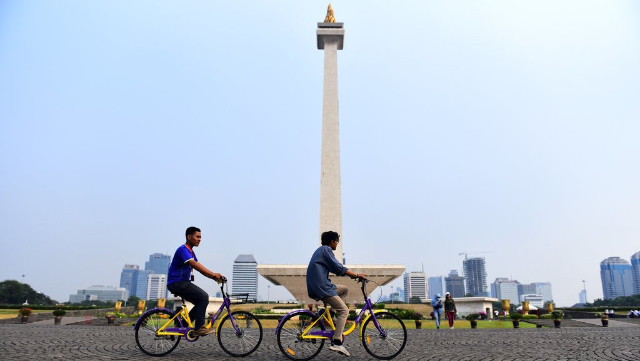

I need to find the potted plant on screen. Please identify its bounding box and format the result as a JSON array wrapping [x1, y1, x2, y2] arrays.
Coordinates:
[[412, 312, 423, 329], [598, 313, 608, 327], [105, 312, 116, 325], [52, 309, 66, 325], [509, 312, 523, 328], [19, 308, 32, 323], [465, 313, 480, 329], [551, 310, 563, 328]]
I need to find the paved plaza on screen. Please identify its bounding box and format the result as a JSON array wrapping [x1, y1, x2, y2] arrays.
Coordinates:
[[1, 323, 639, 361]]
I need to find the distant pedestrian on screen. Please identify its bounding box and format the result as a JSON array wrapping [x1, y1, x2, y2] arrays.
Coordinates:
[[444, 292, 457, 329], [431, 294, 443, 329], [494, 310, 499, 318]]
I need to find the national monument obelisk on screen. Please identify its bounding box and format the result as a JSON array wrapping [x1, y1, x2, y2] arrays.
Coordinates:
[[317, 5, 344, 262], [257, 5, 405, 303]]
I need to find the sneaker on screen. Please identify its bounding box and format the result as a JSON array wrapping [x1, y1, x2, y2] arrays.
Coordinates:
[[195, 326, 215, 336], [328, 344, 350, 356], [450, 326, 454, 329]]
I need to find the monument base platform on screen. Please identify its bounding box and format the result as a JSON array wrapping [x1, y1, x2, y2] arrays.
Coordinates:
[[258, 264, 405, 304]]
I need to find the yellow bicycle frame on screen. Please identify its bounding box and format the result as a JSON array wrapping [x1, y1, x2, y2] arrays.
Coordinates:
[[299, 306, 383, 341]]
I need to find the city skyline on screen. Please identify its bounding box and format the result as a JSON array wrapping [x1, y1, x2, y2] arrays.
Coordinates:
[[1, 2, 639, 307]]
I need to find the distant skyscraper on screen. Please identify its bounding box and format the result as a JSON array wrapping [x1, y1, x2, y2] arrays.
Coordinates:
[[579, 289, 587, 304], [518, 283, 536, 299], [136, 269, 153, 300], [532, 282, 553, 303], [445, 270, 465, 298], [145, 253, 171, 298], [600, 257, 633, 299], [492, 278, 519, 303], [631, 252, 640, 295], [146, 274, 167, 301], [145, 253, 171, 275], [119, 264, 139, 299], [463, 257, 488, 296], [232, 254, 258, 301], [403, 272, 427, 302], [428, 276, 444, 299]]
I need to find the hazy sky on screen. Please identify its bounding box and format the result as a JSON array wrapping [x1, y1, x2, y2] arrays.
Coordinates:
[[1, 1, 639, 307]]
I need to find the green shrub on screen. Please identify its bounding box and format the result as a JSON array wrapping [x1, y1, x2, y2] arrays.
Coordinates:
[[551, 311, 563, 320], [52, 309, 66, 317], [465, 313, 480, 321], [373, 303, 385, 309], [540, 314, 553, 319], [522, 314, 538, 319], [509, 313, 523, 320]]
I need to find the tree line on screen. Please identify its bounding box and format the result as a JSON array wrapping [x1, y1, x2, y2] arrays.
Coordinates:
[[0, 280, 57, 305]]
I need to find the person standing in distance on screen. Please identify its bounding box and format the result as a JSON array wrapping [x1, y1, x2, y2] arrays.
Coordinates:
[[431, 293, 443, 329], [444, 292, 457, 329], [307, 231, 365, 357], [167, 226, 225, 336]]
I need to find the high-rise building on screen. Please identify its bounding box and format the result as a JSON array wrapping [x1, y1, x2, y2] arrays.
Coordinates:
[[492, 278, 519, 303], [579, 289, 587, 304], [463, 257, 488, 296], [145, 253, 171, 298], [69, 285, 127, 303], [232, 254, 258, 302], [119, 264, 139, 299], [145, 253, 171, 275], [445, 270, 465, 298], [135, 269, 153, 300], [518, 283, 536, 299], [403, 272, 427, 302], [532, 282, 553, 303], [631, 252, 640, 295], [600, 257, 633, 299], [428, 276, 444, 299], [146, 274, 167, 301]]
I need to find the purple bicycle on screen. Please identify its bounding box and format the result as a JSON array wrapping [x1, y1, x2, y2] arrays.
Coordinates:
[[134, 279, 262, 357], [275, 278, 407, 360]]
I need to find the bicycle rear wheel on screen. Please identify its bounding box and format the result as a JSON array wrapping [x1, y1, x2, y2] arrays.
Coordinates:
[[217, 311, 263, 357], [135, 309, 182, 357], [361, 311, 407, 360], [276, 312, 325, 361]]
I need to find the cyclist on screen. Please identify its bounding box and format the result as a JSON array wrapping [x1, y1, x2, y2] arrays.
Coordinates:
[[306, 231, 365, 357], [167, 226, 225, 336]]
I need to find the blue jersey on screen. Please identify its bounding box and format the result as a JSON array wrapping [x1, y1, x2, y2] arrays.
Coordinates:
[[167, 245, 198, 285]]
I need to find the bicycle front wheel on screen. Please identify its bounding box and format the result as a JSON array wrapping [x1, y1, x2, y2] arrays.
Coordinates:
[[361, 311, 407, 360], [135, 309, 182, 357], [276, 312, 325, 361], [217, 311, 263, 357]]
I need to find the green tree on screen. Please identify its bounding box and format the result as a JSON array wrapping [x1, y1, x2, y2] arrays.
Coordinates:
[[0, 280, 57, 305], [409, 296, 422, 304], [127, 295, 141, 305]]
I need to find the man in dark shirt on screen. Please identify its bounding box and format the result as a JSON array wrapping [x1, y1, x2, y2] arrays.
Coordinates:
[[167, 226, 225, 336], [307, 231, 365, 357]]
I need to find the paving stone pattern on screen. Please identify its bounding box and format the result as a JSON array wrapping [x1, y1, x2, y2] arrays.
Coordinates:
[[1, 324, 639, 361]]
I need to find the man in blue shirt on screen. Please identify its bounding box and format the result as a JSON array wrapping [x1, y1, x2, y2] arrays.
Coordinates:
[[167, 226, 225, 336], [307, 231, 365, 357]]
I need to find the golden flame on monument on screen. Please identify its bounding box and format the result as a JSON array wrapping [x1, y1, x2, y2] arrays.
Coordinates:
[[324, 4, 336, 23]]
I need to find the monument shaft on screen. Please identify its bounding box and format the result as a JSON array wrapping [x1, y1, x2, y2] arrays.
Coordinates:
[[317, 22, 345, 262]]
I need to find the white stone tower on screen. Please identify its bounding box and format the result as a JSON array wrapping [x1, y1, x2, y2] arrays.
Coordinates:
[[317, 14, 345, 262]]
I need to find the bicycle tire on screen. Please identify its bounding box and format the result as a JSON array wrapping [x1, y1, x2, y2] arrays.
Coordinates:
[[135, 309, 183, 357], [361, 311, 407, 360], [217, 311, 263, 357], [276, 311, 325, 361]]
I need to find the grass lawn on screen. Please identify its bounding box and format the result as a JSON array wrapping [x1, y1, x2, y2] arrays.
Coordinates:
[[0, 309, 52, 319]]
